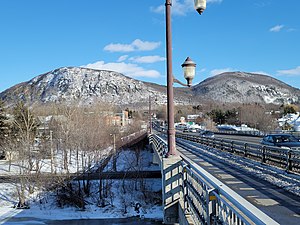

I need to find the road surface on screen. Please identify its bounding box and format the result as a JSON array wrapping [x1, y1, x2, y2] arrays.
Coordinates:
[[176, 138, 300, 224]]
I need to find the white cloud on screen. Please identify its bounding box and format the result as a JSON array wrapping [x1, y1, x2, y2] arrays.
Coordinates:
[[104, 39, 161, 52], [83, 61, 161, 78], [251, 71, 271, 76], [103, 43, 134, 52], [151, 0, 222, 16], [277, 66, 300, 76], [151, 0, 190, 16], [269, 25, 284, 32], [199, 68, 206, 73], [117, 55, 129, 62], [129, 55, 166, 63], [210, 68, 235, 76], [131, 39, 161, 51], [254, 2, 271, 8]]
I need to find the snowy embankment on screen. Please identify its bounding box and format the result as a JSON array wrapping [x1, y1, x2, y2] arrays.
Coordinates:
[[0, 147, 163, 223]]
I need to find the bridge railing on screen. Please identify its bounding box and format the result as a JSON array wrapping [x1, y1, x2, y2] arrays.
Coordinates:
[[214, 130, 300, 138], [149, 134, 279, 225], [177, 132, 300, 174], [149, 134, 168, 160], [215, 130, 265, 137]]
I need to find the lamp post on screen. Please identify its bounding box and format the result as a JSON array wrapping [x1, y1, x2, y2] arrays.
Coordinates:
[[110, 133, 116, 171], [50, 130, 54, 174], [149, 95, 152, 134], [165, 0, 206, 156], [149, 95, 158, 134]]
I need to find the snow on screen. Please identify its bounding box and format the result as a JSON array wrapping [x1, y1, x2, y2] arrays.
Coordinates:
[[0, 148, 163, 223], [4, 131, 299, 223], [263, 95, 277, 104], [217, 124, 259, 132], [278, 112, 300, 131], [33, 67, 160, 105]]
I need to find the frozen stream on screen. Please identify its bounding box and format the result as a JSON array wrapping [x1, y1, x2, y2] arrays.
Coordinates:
[[4, 217, 163, 225]]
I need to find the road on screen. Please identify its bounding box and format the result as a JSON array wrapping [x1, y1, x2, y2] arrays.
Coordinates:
[[215, 133, 262, 144], [178, 130, 263, 145], [176, 138, 300, 224]]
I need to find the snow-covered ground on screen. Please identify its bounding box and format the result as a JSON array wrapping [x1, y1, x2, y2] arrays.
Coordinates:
[[5, 132, 299, 224], [0, 148, 163, 224], [278, 112, 300, 131]]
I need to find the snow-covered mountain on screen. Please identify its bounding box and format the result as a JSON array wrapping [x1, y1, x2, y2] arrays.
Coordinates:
[[192, 72, 300, 105], [1, 68, 299, 106], [0, 67, 171, 107]]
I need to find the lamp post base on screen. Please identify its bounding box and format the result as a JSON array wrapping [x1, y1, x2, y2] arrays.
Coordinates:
[[166, 128, 177, 156]]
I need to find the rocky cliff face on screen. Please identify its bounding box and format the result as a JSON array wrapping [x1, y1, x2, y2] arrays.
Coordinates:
[[1, 69, 299, 107]]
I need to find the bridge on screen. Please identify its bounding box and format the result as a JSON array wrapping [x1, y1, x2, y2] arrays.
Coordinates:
[[149, 130, 300, 224]]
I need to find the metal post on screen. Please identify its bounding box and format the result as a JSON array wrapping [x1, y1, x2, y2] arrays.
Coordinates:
[[165, 0, 176, 156], [286, 150, 292, 172], [50, 130, 54, 174], [149, 95, 152, 134], [113, 134, 117, 171]]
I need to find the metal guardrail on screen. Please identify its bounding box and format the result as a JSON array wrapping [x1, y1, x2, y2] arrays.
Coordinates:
[[199, 129, 299, 138], [177, 133, 300, 174], [149, 134, 279, 225], [215, 130, 265, 137], [149, 134, 168, 159]]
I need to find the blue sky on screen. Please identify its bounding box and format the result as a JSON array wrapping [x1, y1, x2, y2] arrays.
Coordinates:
[[0, 0, 300, 92]]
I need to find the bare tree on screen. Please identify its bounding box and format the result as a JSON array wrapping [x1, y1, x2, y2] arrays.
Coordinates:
[[9, 102, 38, 208], [239, 104, 277, 131]]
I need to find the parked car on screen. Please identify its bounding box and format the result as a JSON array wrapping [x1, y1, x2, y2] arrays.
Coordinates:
[[261, 134, 300, 149], [200, 130, 215, 138]]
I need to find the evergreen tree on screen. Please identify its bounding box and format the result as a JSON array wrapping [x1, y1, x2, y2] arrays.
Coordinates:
[[208, 109, 225, 124], [283, 104, 298, 115]]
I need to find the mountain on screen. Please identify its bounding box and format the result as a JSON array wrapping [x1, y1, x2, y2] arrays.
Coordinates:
[[1, 68, 299, 107], [192, 71, 300, 105], [0, 67, 166, 107], [0, 67, 191, 108]]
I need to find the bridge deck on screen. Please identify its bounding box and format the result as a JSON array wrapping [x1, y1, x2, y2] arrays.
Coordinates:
[[177, 144, 300, 224]]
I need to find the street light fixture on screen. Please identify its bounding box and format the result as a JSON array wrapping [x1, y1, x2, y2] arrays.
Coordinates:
[[165, 0, 205, 156], [194, 0, 207, 15], [181, 57, 196, 87]]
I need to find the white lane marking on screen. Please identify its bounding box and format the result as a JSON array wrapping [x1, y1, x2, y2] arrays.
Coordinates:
[[216, 174, 235, 179], [226, 181, 243, 184], [239, 187, 256, 191], [247, 196, 279, 206]]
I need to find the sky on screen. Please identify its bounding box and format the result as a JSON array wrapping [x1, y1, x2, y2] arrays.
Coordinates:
[[0, 0, 300, 92]]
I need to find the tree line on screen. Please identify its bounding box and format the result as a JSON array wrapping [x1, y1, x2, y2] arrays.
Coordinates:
[[153, 102, 299, 131], [0, 100, 144, 208]]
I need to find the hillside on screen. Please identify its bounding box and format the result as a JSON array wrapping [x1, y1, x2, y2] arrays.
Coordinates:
[[1, 68, 299, 107], [192, 72, 300, 105]]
